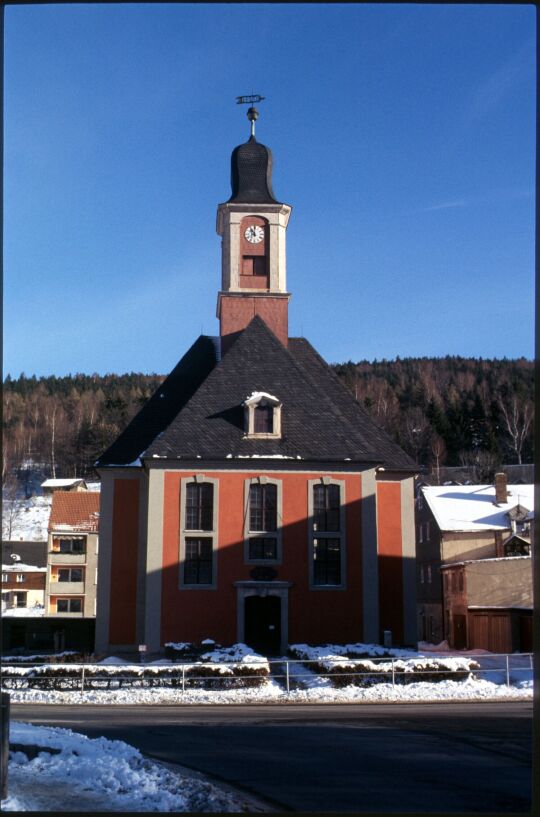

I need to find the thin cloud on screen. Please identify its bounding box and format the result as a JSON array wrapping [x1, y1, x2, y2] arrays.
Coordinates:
[[451, 36, 535, 145], [419, 188, 533, 214]]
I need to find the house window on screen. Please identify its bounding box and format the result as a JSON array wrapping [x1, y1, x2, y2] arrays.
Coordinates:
[[1, 574, 8, 583], [458, 571, 464, 592], [418, 525, 423, 544], [57, 598, 82, 613], [184, 538, 213, 585], [309, 478, 346, 588], [57, 568, 84, 583], [185, 482, 214, 531], [15, 574, 26, 583], [313, 537, 341, 586], [245, 478, 282, 563], [248, 537, 277, 560], [254, 404, 274, 433], [243, 392, 282, 439], [313, 484, 340, 532], [420, 565, 425, 584], [180, 476, 218, 588], [249, 483, 277, 532], [426, 521, 431, 541], [15, 592, 27, 608], [57, 537, 85, 554], [427, 565, 432, 584]]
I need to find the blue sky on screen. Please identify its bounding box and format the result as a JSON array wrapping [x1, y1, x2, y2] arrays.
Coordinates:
[[4, 3, 536, 377]]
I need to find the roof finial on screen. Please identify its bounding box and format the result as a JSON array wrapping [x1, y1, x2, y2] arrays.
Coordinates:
[[236, 93, 265, 138]]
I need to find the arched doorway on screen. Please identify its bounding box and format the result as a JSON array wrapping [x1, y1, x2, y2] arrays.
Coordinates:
[[244, 595, 281, 655]]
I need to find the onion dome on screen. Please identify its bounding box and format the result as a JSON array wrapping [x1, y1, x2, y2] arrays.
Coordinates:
[[228, 135, 279, 204]]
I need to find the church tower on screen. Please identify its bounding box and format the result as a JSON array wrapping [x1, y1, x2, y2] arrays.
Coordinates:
[[216, 105, 292, 353]]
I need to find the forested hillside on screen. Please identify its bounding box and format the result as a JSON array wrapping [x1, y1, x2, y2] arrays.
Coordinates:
[[2, 356, 533, 491]]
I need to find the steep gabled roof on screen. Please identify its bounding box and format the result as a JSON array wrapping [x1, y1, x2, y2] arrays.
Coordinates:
[[49, 492, 100, 532], [138, 316, 414, 468], [96, 335, 218, 466]]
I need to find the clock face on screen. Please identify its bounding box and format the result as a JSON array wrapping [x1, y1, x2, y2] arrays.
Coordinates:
[[244, 225, 264, 244]]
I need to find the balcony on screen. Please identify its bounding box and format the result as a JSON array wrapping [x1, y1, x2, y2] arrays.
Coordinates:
[[49, 553, 86, 565], [49, 581, 85, 595]]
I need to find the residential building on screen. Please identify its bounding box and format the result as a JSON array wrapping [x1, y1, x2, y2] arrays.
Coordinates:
[[441, 557, 532, 652], [46, 491, 100, 618], [416, 473, 533, 648], [1, 552, 47, 615], [95, 110, 418, 658]]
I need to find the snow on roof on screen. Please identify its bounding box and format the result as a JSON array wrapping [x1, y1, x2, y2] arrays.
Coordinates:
[[421, 484, 534, 533], [2, 604, 46, 617], [41, 478, 87, 488], [441, 555, 532, 568], [1, 563, 47, 572], [244, 391, 280, 405]]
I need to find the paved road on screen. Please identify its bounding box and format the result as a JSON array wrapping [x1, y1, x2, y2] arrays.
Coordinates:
[[12, 701, 532, 812]]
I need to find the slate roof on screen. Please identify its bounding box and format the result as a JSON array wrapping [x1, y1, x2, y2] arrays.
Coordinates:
[[1, 541, 47, 569], [227, 136, 279, 204], [98, 317, 415, 469], [97, 335, 217, 466], [49, 492, 100, 532]]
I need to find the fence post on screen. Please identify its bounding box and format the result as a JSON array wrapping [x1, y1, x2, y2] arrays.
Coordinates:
[[182, 665, 186, 693], [285, 661, 290, 694], [81, 664, 86, 693], [391, 658, 395, 687], [505, 655, 510, 687], [1, 693, 10, 800]]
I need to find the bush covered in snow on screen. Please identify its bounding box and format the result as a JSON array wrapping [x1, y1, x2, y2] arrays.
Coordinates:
[[2, 644, 270, 691], [288, 644, 480, 687]]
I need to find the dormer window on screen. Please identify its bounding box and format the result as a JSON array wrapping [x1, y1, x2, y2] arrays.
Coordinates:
[[244, 391, 282, 439]]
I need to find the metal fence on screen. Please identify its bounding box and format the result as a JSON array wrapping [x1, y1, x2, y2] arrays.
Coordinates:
[[0, 653, 533, 694]]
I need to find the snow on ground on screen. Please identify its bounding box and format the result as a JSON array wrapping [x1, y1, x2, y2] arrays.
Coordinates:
[[2, 495, 51, 541], [3, 642, 532, 705], [2, 722, 249, 812]]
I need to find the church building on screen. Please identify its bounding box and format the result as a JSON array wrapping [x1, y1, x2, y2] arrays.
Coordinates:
[[95, 107, 417, 656]]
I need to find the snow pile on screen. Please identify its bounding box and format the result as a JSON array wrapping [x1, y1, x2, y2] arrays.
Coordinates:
[[290, 642, 417, 660], [201, 642, 269, 667], [2, 722, 247, 812], [2, 605, 46, 618]]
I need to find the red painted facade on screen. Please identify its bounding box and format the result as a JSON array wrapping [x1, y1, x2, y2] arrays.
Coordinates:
[[109, 479, 139, 645], [376, 480, 404, 644], [103, 469, 409, 649]]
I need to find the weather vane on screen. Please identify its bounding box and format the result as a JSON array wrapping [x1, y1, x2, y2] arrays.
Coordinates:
[[236, 94, 265, 137]]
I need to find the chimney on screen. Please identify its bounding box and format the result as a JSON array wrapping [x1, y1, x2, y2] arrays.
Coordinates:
[[494, 530, 505, 558], [494, 472, 507, 504]]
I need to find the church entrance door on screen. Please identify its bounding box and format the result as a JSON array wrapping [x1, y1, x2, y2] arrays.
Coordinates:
[[244, 595, 281, 655]]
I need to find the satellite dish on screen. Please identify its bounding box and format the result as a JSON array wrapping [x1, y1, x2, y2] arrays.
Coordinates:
[[10, 553, 21, 562]]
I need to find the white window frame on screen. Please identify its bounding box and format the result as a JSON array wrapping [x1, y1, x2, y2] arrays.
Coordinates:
[[308, 477, 346, 590], [16, 574, 26, 583], [179, 475, 219, 589], [243, 393, 282, 439], [244, 477, 283, 564]]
